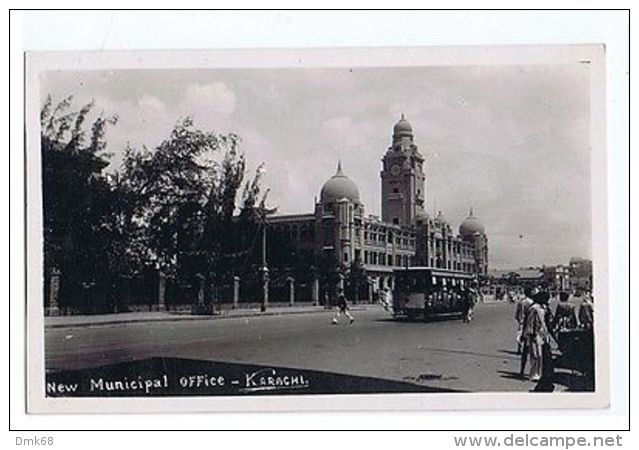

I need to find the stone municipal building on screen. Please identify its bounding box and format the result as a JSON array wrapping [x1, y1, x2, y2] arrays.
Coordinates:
[[266, 115, 489, 295]]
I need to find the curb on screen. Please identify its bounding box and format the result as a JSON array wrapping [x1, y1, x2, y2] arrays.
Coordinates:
[[45, 306, 370, 330]]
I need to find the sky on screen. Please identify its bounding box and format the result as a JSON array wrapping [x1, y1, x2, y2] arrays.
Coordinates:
[[40, 64, 592, 269]]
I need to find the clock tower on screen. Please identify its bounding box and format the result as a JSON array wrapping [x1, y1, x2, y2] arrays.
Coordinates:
[[381, 114, 426, 226]]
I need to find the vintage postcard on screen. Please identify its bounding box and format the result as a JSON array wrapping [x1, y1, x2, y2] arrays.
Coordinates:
[[25, 45, 608, 413]]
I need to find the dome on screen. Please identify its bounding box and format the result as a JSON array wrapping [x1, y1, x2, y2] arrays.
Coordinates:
[[393, 113, 413, 137], [320, 161, 360, 204], [459, 208, 486, 237], [415, 209, 431, 224], [434, 210, 449, 225]]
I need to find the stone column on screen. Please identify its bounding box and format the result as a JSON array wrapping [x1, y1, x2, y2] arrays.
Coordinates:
[[260, 267, 269, 312], [157, 271, 166, 312], [210, 283, 217, 308], [46, 268, 61, 316], [233, 276, 240, 309], [288, 277, 295, 306], [368, 279, 374, 303], [311, 277, 319, 306]]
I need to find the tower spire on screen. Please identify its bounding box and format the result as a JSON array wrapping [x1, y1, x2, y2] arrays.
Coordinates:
[[336, 159, 343, 176], [469, 206, 474, 217]]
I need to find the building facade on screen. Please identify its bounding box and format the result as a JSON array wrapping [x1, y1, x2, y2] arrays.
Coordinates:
[[266, 116, 489, 295], [569, 257, 593, 292]]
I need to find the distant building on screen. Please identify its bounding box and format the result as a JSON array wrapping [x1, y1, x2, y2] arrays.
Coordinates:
[[543, 264, 571, 291], [490, 267, 545, 287], [266, 116, 489, 297], [490, 260, 588, 294], [569, 257, 593, 292]]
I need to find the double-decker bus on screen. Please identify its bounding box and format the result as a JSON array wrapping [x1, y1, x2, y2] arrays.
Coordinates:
[[392, 267, 476, 320]]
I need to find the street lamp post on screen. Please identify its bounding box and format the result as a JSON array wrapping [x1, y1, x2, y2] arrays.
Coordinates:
[[260, 216, 269, 312]]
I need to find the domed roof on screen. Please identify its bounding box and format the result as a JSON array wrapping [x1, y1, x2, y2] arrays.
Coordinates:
[[393, 113, 413, 137], [320, 161, 360, 204], [434, 210, 449, 225], [415, 209, 431, 224], [459, 208, 486, 237]]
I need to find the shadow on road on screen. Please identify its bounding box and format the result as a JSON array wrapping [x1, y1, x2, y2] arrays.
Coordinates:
[[375, 315, 464, 324], [497, 370, 526, 382], [497, 349, 520, 356], [497, 367, 594, 392]]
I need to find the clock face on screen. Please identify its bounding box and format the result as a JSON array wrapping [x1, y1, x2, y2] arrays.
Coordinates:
[[390, 164, 401, 176]]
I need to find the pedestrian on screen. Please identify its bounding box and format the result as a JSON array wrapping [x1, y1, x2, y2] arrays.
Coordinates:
[[578, 293, 594, 330], [332, 290, 354, 324], [323, 291, 331, 309], [523, 290, 553, 384], [552, 291, 578, 334], [379, 287, 387, 311], [465, 282, 480, 322], [461, 287, 471, 323], [515, 288, 534, 356], [532, 291, 555, 392], [383, 287, 393, 312]]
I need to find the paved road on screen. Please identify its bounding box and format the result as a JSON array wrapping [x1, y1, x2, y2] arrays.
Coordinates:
[[45, 302, 574, 392]]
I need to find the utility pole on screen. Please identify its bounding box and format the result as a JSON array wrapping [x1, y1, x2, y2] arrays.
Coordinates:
[[260, 215, 269, 312]]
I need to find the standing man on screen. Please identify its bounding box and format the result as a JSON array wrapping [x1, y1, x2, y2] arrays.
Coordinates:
[[578, 292, 594, 330], [465, 281, 481, 323], [461, 287, 471, 323], [332, 290, 355, 325], [517, 287, 537, 377], [515, 288, 535, 355], [532, 291, 555, 392], [523, 289, 553, 385], [552, 291, 578, 334], [383, 287, 393, 312]]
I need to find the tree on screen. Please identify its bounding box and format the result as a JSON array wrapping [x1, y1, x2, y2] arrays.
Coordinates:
[[121, 118, 273, 294], [347, 258, 367, 303], [40, 95, 120, 312], [42, 94, 273, 312], [121, 117, 222, 278]]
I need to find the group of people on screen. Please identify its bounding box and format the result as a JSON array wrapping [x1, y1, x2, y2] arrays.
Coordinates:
[[428, 284, 480, 323], [513, 287, 595, 392]]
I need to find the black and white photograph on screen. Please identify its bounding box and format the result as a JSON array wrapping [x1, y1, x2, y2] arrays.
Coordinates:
[[25, 45, 608, 413]]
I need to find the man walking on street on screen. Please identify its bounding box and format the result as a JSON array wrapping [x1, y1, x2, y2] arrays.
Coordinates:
[[332, 290, 354, 325]]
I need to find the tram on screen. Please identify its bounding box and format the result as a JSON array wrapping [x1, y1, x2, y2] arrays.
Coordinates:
[[392, 267, 476, 320]]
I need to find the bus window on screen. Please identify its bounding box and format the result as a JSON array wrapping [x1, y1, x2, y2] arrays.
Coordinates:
[[396, 274, 408, 290]]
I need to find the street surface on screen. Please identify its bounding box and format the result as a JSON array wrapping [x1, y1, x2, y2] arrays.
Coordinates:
[[45, 302, 583, 392]]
